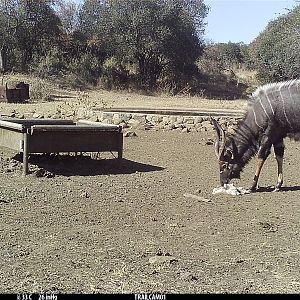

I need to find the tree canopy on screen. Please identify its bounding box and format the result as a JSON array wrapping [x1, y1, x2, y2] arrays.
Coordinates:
[[249, 5, 300, 83], [79, 0, 208, 89]]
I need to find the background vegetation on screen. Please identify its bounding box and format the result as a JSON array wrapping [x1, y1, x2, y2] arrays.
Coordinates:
[[0, 0, 299, 99]]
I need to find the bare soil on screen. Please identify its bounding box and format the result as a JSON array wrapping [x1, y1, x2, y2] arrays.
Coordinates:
[[1, 127, 300, 294]]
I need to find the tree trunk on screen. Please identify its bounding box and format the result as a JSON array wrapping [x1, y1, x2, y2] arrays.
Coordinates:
[[0, 45, 8, 72]]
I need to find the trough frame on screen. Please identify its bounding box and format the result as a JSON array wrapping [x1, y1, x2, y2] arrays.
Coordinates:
[[0, 118, 123, 175]]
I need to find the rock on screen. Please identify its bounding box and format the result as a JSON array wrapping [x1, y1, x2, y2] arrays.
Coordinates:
[[194, 116, 203, 124], [35, 168, 54, 178], [157, 122, 165, 130], [131, 114, 146, 123], [169, 116, 177, 123], [204, 124, 214, 131], [101, 118, 111, 124], [124, 131, 137, 137], [89, 115, 99, 122], [165, 124, 176, 130], [181, 128, 190, 133], [162, 116, 169, 124], [205, 139, 214, 145], [148, 255, 178, 265], [119, 122, 129, 129], [51, 114, 61, 119], [112, 118, 122, 125], [156, 249, 163, 256], [127, 119, 140, 128], [181, 272, 198, 281], [176, 116, 184, 124], [33, 113, 41, 118], [184, 118, 194, 124], [80, 191, 90, 198]]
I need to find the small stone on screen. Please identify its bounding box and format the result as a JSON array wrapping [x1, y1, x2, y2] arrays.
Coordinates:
[[35, 168, 54, 178], [124, 131, 137, 137], [205, 139, 214, 145], [181, 128, 190, 133], [156, 249, 163, 256], [80, 191, 90, 198], [148, 255, 178, 265], [89, 116, 99, 122], [33, 113, 40, 118]]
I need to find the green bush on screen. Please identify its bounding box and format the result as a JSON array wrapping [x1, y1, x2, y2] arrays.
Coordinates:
[[249, 5, 300, 82], [98, 57, 129, 90], [29, 78, 55, 102], [67, 52, 102, 86], [31, 47, 65, 78]]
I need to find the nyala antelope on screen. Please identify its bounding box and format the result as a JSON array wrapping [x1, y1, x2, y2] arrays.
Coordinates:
[[212, 79, 300, 192]]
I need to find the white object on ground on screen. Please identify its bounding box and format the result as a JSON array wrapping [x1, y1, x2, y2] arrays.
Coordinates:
[[212, 183, 251, 196], [183, 193, 212, 203]]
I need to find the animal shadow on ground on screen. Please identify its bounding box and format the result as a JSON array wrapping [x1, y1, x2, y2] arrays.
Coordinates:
[[12, 153, 164, 176], [257, 185, 300, 193]]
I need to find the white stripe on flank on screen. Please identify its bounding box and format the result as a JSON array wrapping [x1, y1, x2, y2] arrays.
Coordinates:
[[252, 107, 264, 130], [279, 83, 293, 130], [259, 94, 271, 120], [264, 90, 275, 116], [287, 80, 297, 129]]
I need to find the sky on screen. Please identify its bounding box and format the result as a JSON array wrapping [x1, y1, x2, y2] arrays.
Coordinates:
[[204, 0, 298, 44], [74, 0, 298, 45]]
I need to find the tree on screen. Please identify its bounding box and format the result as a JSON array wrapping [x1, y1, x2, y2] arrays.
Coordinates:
[[0, 0, 62, 72], [197, 42, 249, 74], [55, 0, 80, 34], [79, 0, 208, 89], [249, 5, 300, 82]]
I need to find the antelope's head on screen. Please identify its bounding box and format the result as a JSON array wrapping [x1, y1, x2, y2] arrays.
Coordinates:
[[211, 117, 240, 185]]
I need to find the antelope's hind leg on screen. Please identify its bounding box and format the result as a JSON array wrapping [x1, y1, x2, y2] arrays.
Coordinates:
[[273, 140, 285, 192]]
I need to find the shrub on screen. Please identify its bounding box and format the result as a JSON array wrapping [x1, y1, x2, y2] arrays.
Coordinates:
[[249, 5, 300, 82], [29, 78, 55, 102], [98, 57, 129, 90]]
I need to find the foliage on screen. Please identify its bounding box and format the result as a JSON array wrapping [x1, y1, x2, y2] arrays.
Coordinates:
[[0, 0, 253, 98], [197, 42, 250, 74], [249, 5, 300, 83], [79, 0, 208, 90], [0, 0, 62, 72], [29, 77, 55, 101]]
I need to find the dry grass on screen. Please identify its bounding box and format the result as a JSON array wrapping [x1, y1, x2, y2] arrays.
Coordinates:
[[0, 73, 249, 118]]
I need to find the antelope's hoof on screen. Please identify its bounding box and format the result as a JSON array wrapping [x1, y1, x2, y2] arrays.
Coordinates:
[[249, 186, 257, 193], [273, 181, 283, 192]]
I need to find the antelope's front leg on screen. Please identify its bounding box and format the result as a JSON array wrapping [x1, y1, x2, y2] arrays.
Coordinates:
[[250, 137, 272, 192], [273, 141, 285, 191], [250, 158, 265, 192]]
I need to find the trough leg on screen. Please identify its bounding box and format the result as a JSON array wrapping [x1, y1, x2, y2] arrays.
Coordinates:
[[118, 134, 123, 160], [23, 132, 29, 176]]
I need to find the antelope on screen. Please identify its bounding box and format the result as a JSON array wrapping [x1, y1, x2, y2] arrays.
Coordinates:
[[212, 79, 300, 192]]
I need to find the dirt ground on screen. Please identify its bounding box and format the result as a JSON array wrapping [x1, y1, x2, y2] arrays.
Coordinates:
[[1, 127, 300, 294]]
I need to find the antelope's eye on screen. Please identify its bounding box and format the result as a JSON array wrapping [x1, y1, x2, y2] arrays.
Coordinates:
[[221, 163, 227, 170]]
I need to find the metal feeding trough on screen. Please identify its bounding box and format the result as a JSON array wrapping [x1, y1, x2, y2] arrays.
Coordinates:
[[0, 118, 123, 175], [0, 81, 30, 103]]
